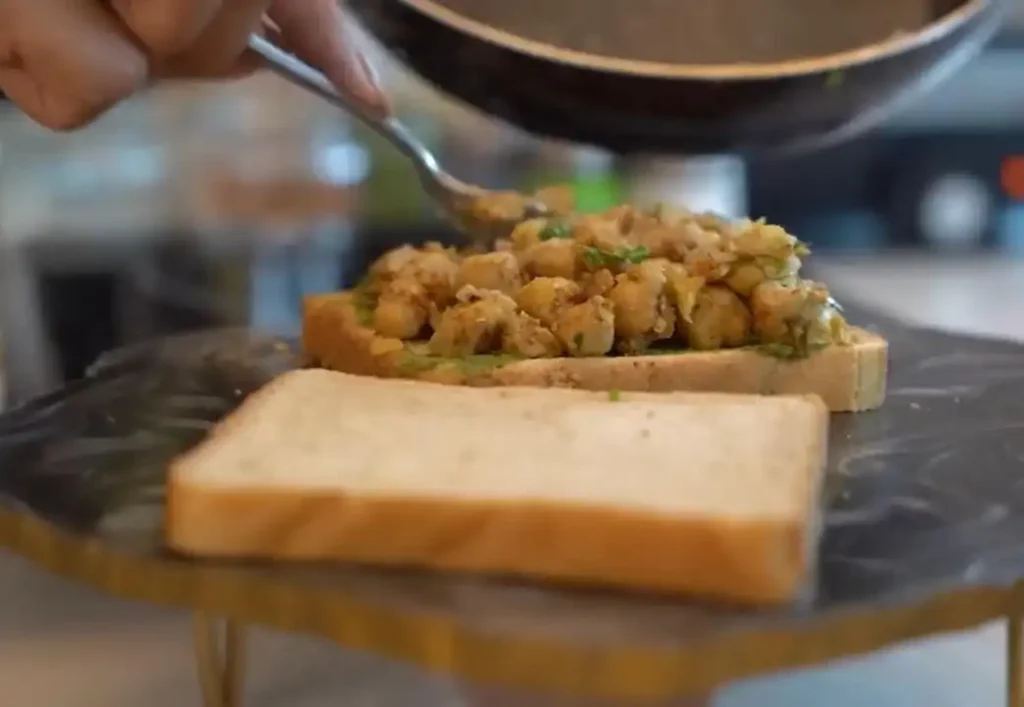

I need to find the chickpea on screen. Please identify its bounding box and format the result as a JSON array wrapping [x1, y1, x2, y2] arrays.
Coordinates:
[[573, 214, 628, 253], [609, 261, 675, 352], [580, 268, 615, 298], [725, 253, 801, 296], [456, 252, 523, 296], [665, 268, 706, 324], [751, 281, 805, 320], [363, 245, 421, 294], [732, 221, 797, 260], [609, 271, 661, 339], [428, 289, 517, 357], [516, 277, 581, 327], [603, 204, 639, 230], [400, 251, 459, 304], [373, 277, 430, 339], [648, 202, 691, 227], [686, 286, 751, 350], [684, 247, 734, 282], [509, 218, 550, 251], [724, 261, 766, 297], [805, 307, 851, 349], [373, 300, 425, 340], [693, 211, 732, 233], [470, 191, 527, 222], [679, 221, 723, 250], [634, 258, 670, 287], [634, 225, 687, 260], [749, 280, 829, 345], [758, 253, 803, 280], [554, 296, 615, 357], [522, 239, 578, 279], [503, 313, 563, 358], [749, 283, 792, 344], [368, 245, 418, 281]]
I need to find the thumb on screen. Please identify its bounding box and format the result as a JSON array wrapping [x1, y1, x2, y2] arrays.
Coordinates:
[[267, 0, 388, 114], [0, 0, 147, 130]]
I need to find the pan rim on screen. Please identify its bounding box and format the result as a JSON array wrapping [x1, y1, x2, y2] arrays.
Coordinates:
[[395, 0, 995, 81]]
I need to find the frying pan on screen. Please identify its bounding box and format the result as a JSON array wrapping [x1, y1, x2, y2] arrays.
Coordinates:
[[347, 0, 1006, 154]]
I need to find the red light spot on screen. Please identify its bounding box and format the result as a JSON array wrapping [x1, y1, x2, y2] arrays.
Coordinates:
[[1000, 157, 1024, 200]]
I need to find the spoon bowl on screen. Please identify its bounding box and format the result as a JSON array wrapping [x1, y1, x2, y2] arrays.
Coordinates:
[[348, 0, 1004, 154]]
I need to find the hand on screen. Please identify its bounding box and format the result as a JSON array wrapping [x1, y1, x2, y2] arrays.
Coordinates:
[[0, 0, 385, 130]]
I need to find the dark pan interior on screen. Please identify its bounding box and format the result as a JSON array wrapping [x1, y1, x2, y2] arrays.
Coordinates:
[[431, 0, 975, 65]]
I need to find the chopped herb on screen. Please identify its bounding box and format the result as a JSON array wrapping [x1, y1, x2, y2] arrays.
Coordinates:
[[397, 353, 441, 374], [350, 288, 378, 326], [397, 350, 521, 376], [825, 70, 845, 89], [582, 247, 604, 267], [794, 241, 811, 257], [572, 332, 585, 350], [756, 343, 804, 360], [539, 220, 573, 241], [608, 389, 622, 402], [583, 244, 651, 268], [621, 245, 651, 263]]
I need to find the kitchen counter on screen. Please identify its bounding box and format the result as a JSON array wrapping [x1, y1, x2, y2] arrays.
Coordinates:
[[1, 253, 1020, 707]]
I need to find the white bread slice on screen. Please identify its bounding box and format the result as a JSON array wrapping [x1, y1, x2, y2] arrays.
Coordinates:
[[302, 292, 888, 413], [166, 369, 829, 605]]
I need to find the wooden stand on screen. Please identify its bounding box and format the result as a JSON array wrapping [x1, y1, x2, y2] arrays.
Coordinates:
[[191, 610, 1024, 707], [193, 614, 246, 707], [1010, 614, 1023, 707]]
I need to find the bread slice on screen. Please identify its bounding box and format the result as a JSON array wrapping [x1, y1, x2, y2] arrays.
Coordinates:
[[166, 369, 829, 605], [302, 292, 887, 413]]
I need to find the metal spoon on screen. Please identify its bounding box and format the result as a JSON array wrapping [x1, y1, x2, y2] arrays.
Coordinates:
[[246, 34, 549, 247]]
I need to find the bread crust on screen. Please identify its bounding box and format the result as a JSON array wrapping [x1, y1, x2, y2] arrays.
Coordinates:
[[302, 292, 888, 412], [167, 486, 812, 606]]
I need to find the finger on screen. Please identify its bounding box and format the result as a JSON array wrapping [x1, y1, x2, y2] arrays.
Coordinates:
[[267, 0, 388, 113], [0, 0, 147, 130], [158, 23, 282, 81], [109, 0, 222, 57], [154, 0, 271, 78]]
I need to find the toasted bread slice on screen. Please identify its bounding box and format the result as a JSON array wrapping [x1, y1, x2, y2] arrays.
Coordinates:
[[166, 369, 829, 605], [302, 292, 887, 412]]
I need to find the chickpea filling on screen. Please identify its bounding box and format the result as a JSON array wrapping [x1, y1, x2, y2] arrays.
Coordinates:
[[358, 197, 851, 362]]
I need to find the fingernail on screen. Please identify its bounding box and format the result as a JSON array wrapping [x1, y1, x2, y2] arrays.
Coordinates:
[[357, 53, 381, 92], [323, 5, 389, 113], [345, 50, 388, 113]]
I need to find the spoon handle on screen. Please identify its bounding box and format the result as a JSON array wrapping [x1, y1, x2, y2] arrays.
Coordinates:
[[245, 34, 441, 181]]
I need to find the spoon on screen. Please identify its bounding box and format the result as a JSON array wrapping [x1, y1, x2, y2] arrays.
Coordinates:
[[246, 33, 550, 248]]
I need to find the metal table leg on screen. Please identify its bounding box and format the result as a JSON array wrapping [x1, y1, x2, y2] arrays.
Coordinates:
[[193, 614, 247, 707], [1009, 614, 1023, 707], [0, 242, 60, 405]]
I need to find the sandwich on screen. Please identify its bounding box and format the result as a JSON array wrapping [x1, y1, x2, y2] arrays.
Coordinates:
[[166, 369, 830, 605], [303, 200, 887, 412]]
